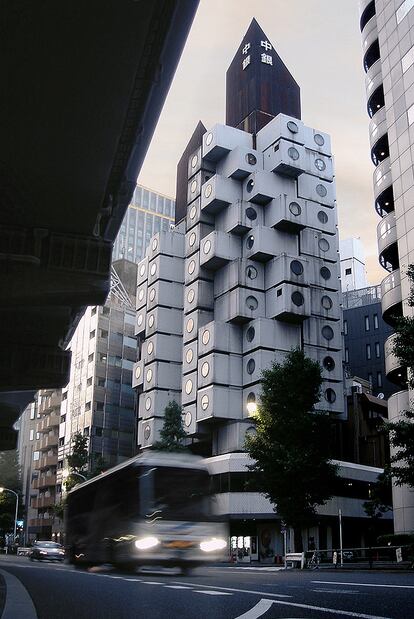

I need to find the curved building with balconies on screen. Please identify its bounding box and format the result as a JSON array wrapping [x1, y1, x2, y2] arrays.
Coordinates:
[[360, 0, 414, 534]]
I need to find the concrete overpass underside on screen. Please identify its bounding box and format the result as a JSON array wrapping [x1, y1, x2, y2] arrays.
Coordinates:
[[0, 0, 198, 448]]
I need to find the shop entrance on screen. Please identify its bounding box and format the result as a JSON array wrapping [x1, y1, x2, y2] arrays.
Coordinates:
[[230, 535, 258, 562]]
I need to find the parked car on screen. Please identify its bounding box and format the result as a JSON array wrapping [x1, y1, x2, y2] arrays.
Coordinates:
[[29, 541, 65, 562]]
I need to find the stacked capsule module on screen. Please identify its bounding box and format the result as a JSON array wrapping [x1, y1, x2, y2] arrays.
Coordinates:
[[134, 113, 344, 452]]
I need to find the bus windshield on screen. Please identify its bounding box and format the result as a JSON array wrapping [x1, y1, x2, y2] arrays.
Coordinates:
[[145, 466, 211, 522]]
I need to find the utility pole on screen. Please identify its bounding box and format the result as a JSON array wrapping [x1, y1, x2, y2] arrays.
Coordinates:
[[339, 508, 343, 567]]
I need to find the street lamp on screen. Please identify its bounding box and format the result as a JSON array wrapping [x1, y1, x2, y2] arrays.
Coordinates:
[[246, 393, 258, 416], [62, 471, 87, 485], [0, 487, 19, 544]]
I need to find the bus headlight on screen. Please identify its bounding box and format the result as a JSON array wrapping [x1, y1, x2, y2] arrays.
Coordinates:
[[134, 536, 160, 550], [200, 538, 227, 553]]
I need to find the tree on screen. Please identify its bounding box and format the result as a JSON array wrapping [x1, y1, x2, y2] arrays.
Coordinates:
[[363, 471, 392, 545], [245, 349, 339, 550], [54, 433, 89, 520], [0, 451, 22, 539], [388, 264, 414, 489], [152, 401, 188, 452]]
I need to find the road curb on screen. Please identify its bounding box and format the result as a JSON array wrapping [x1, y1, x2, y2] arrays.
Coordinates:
[[0, 568, 38, 619]]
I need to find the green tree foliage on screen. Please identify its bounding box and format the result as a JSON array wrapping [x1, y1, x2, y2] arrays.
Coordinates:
[[0, 451, 22, 535], [152, 401, 188, 452], [66, 433, 88, 475], [389, 264, 414, 489], [245, 349, 339, 546]]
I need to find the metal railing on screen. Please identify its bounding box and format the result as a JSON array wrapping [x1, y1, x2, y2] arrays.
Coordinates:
[[303, 545, 413, 569]]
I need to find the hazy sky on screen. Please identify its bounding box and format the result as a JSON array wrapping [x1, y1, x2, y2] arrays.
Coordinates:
[[139, 0, 382, 284]]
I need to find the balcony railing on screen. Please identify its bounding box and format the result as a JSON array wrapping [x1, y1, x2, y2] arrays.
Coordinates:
[[381, 269, 402, 326], [34, 454, 58, 470], [31, 496, 56, 509], [32, 474, 57, 490]]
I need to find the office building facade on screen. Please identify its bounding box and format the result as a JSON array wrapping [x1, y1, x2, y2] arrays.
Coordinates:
[[112, 185, 175, 264], [360, 0, 414, 533], [340, 238, 369, 292]]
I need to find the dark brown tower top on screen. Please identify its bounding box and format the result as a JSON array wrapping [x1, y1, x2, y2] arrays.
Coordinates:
[[226, 18, 301, 134]]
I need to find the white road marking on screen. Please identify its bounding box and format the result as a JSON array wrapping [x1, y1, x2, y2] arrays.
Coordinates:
[[312, 589, 361, 595], [233, 598, 275, 619], [164, 585, 193, 590], [193, 590, 232, 596], [312, 580, 414, 590], [222, 567, 284, 572], [173, 580, 291, 598], [142, 581, 162, 585], [175, 581, 392, 619]]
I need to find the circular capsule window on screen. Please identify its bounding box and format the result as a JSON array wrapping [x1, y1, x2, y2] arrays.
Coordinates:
[[319, 238, 330, 252], [246, 265, 258, 280], [289, 202, 301, 216], [204, 184, 212, 199], [186, 348, 194, 364], [316, 184, 328, 198], [138, 289, 145, 302], [184, 412, 192, 427], [246, 235, 255, 250], [287, 121, 299, 133], [246, 326, 255, 342], [247, 359, 256, 375], [149, 288, 156, 302], [318, 210, 328, 224], [187, 289, 195, 304], [190, 179, 198, 194], [150, 263, 157, 276], [145, 398, 152, 411], [322, 325, 334, 340], [291, 291, 304, 306], [246, 153, 257, 165], [325, 388, 336, 403], [189, 205, 197, 220], [146, 369, 153, 383], [246, 296, 258, 310], [135, 366, 141, 379], [205, 132, 213, 146], [202, 329, 210, 345], [137, 314, 144, 327], [201, 362, 210, 378], [139, 263, 146, 277], [320, 266, 331, 280], [189, 232, 196, 247], [152, 238, 158, 252], [288, 147, 300, 161], [245, 207, 257, 220], [148, 315, 155, 328], [290, 260, 303, 276], [201, 395, 209, 410], [203, 239, 212, 254], [191, 154, 198, 169], [315, 158, 326, 172], [323, 356, 336, 371], [186, 318, 194, 334], [144, 425, 151, 439], [185, 379, 193, 395], [147, 342, 154, 355], [321, 295, 333, 310], [246, 179, 255, 193], [188, 260, 196, 275], [314, 133, 325, 146]]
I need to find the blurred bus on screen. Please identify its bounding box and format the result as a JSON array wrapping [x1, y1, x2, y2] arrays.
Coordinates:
[[65, 452, 227, 571]]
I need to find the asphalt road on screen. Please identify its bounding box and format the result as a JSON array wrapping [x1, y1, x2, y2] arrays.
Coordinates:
[[0, 556, 413, 619]]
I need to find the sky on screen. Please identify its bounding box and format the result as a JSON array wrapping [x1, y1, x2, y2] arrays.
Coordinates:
[[138, 0, 382, 284]]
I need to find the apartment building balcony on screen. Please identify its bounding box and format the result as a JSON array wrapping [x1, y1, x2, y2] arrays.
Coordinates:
[[362, 16, 378, 57], [369, 107, 387, 152], [28, 518, 53, 529], [388, 389, 410, 423], [38, 412, 60, 432], [381, 269, 402, 326], [384, 333, 407, 386], [378, 212, 399, 272], [360, 0, 375, 26], [34, 454, 58, 470], [32, 496, 56, 509], [39, 434, 59, 450], [38, 392, 62, 415], [373, 157, 392, 202], [365, 58, 382, 99], [32, 474, 57, 490]]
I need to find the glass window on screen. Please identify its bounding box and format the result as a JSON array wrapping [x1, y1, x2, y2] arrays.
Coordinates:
[[33, 451, 40, 462], [345, 348, 349, 363], [366, 344, 371, 360], [368, 373, 373, 384], [408, 103, 414, 126], [89, 330, 95, 339], [88, 353, 94, 363], [374, 314, 379, 329], [96, 402, 104, 412], [375, 342, 380, 358], [343, 320, 348, 335], [377, 371, 383, 388], [402, 45, 414, 73], [30, 407, 35, 420], [29, 429, 34, 441], [397, 0, 414, 24], [142, 189, 149, 209], [365, 316, 370, 331], [345, 267, 352, 275], [149, 191, 157, 212]]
